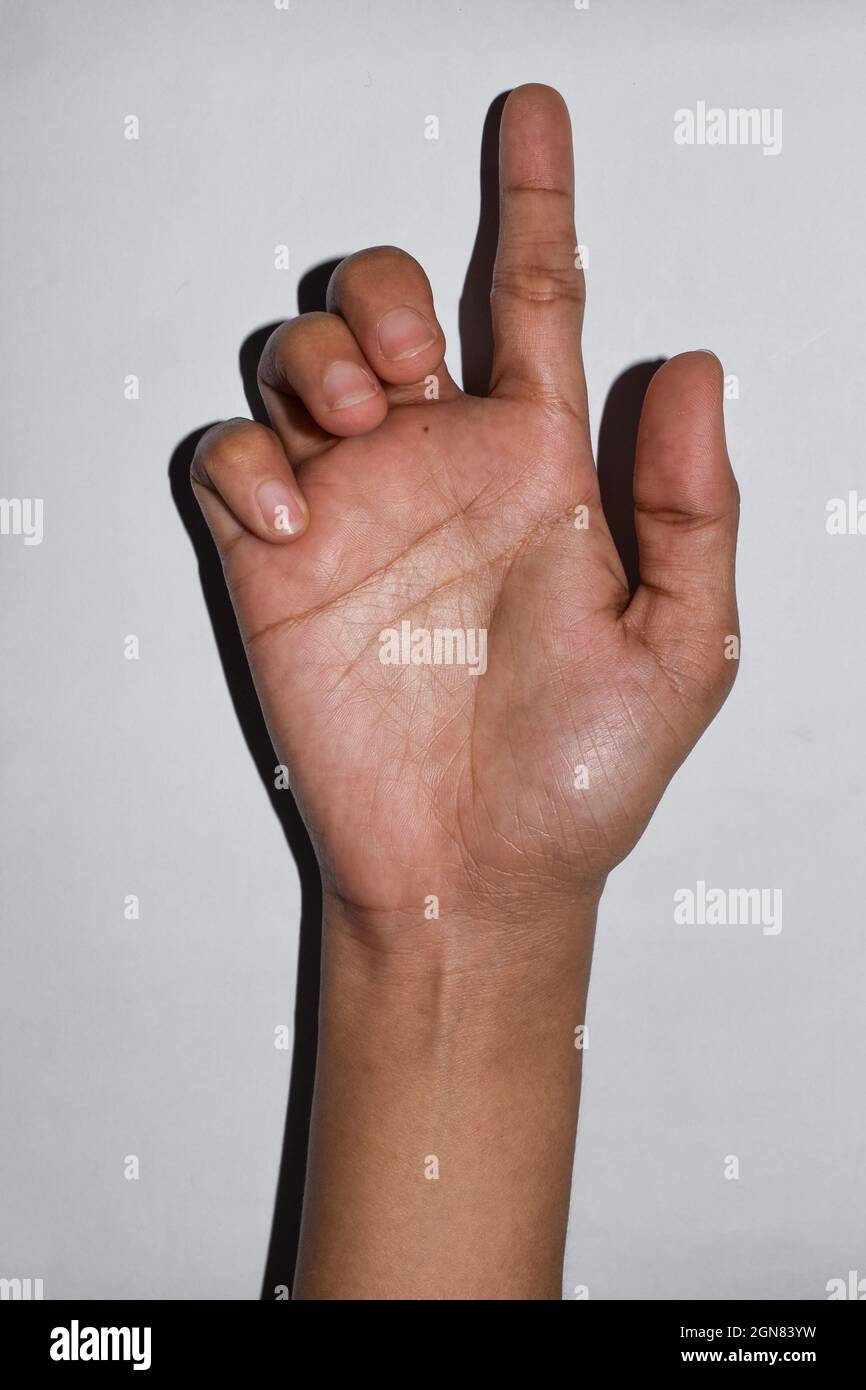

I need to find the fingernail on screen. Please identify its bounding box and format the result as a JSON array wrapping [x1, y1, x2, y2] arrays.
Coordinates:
[[323, 360, 378, 409], [256, 479, 306, 535], [376, 306, 436, 360]]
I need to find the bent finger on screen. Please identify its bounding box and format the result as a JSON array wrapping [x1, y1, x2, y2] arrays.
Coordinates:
[[191, 418, 309, 548]]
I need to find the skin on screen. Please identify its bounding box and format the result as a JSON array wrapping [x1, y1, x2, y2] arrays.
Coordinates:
[[191, 84, 739, 1299]]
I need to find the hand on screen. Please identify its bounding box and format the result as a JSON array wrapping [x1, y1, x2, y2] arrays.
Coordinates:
[[191, 84, 739, 958]]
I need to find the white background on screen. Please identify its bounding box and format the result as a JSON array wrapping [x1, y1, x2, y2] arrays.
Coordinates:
[[1, 0, 864, 1299]]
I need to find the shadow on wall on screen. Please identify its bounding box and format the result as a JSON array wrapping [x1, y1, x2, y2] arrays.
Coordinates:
[[167, 261, 341, 1302], [167, 92, 664, 1299]]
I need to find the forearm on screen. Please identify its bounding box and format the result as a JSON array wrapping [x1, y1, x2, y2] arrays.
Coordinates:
[[292, 897, 599, 1300]]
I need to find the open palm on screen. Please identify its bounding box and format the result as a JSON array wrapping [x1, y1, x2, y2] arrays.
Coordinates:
[[191, 85, 739, 938]]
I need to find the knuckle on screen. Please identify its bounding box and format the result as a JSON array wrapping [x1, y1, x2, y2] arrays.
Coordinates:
[[192, 419, 268, 484], [327, 245, 422, 303], [634, 501, 721, 532], [258, 313, 329, 383], [492, 257, 584, 308]]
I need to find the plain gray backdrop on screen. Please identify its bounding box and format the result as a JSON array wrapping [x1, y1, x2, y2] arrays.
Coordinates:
[[1, 0, 864, 1299]]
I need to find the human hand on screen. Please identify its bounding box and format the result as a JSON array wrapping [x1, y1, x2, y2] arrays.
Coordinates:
[[191, 84, 739, 960]]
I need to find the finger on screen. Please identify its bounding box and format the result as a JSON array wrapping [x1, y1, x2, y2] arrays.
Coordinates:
[[191, 418, 309, 548], [327, 246, 459, 399], [490, 84, 587, 418], [258, 312, 388, 445], [623, 351, 740, 695]]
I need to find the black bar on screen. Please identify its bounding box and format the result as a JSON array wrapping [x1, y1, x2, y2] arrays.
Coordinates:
[[1, 1298, 861, 1375]]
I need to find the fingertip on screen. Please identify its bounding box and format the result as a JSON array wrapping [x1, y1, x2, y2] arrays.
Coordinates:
[[673, 347, 723, 381], [500, 84, 573, 191], [635, 350, 737, 526], [645, 351, 725, 421], [688, 350, 727, 408], [504, 83, 569, 119]]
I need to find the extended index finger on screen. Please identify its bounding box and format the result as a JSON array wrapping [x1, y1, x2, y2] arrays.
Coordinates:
[[489, 85, 588, 420]]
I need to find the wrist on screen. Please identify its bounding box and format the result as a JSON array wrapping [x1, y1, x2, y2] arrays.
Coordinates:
[[318, 888, 601, 1059], [321, 882, 603, 980]]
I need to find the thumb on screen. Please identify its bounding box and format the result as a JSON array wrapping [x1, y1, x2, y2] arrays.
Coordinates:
[[623, 351, 740, 702]]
